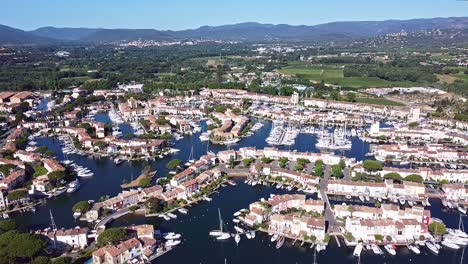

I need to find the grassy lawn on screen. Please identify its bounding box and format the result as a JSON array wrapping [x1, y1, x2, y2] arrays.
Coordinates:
[[281, 64, 416, 88], [354, 97, 405, 106], [280, 65, 343, 79], [453, 74, 468, 81], [325, 77, 414, 87]]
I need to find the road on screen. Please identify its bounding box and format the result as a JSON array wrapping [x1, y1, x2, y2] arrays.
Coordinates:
[[95, 207, 130, 229], [319, 165, 340, 234]]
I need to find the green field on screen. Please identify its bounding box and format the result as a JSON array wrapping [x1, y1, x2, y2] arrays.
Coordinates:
[[280, 64, 415, 88], [453, 74, 468, 81], [280, 65, 344, 79]]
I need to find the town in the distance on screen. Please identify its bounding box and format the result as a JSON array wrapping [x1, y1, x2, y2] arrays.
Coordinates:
[[0, 8, 467, 264]]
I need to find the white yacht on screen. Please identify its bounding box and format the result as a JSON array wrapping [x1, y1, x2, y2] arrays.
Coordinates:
[[353, 243, 363, 257], [384, 244, 396, 255], [66, 180, 80, 193]]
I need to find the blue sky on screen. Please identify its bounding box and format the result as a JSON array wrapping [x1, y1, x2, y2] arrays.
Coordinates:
[[2, 0, 467, 30]]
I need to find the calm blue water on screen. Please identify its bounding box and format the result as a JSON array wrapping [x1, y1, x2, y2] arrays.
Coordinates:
[[94, 112, 134, 138], [12, 118, 468, 264]]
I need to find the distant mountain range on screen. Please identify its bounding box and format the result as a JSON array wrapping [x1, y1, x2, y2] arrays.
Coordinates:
[[0, 17, 467, 45]]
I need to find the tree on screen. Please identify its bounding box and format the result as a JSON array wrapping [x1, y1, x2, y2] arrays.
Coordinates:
[[384, 172, 402, 181], [34, 146, 48, 154], [96, 228, 128, 247], [44, 150, 56, 157], [139, 177, 151, 187], [72, 201, 91, 213], [405, 174, 424, 183], [363, 160, 383, 172], [408, 122, 419, 128], [278, 157, 288, 168], [7, 190, 27, 201], [242, 158, 255, 167], [339, 159, 346, 169], [48, 170, 66, 182], [346, 92, 356, 102], [33, 166, 47, 178], [429, 222, 447, 236], [329, 90, 340, 101], [314, 160, 324, 177], [145, 197, 163, 214], [0, 164, 15, 177], [33, 256, 51, 264], [52, 257, 71, 264], [166, 159, 182, 170], [296, 158, 310, 167], [0, 219, 16, 233], [331, 164, 343, 178], [0, 230, 46, 262], [261, 157, 273, 164]]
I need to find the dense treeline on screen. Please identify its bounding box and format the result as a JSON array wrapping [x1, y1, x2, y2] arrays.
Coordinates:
[[343, 64, 436, 83], [0, 43, 254, 91]]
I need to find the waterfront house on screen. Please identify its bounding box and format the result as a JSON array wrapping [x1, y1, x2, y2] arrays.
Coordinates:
[[0, 169, 26, 190], [139, 185, 163, 200], [170, 168, 195, 187], [442, 183, 468, 201], [38, 227, 89, 249], [179, 179, 199, 197], [13, 150, 41, 163], [269, 214, 326, 241], [92, 237, 144, 264], [42, 158, 66, 174], [345, 218, 424, 243]]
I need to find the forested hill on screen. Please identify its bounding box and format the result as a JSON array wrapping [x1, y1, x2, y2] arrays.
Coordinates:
[[0, 17, 467, 44]]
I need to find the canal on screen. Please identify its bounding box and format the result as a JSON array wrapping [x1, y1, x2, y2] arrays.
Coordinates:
[[13, 118, 468, 264]]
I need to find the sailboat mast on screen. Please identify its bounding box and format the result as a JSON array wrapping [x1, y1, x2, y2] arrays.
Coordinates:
[[218, 208, 223, 232]]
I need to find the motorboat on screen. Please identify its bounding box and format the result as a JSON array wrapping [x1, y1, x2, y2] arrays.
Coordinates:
[[399, 198, 406, 205], [457, 205, 466, 215], [250, 231, 255, 239], [425, 241, 439, 254], [178, 208, 188, 214], [66, 179, 80, 193], [167, 213, 177, 219], [73, 211, 81, 219], [315, 243, 326, 252], [63, 160, 74, 165], [234, 226, 244, 233], [444, 235, 468, 245], [384, 244, 396, 255], [271, 234, 279, 242], [346, 195, 352, 200], [216, 233, 231, 240], [161, 215, 170, 221], [209, 231, 225, 237], [371, 244, 383, 255], [441, 240, 460, 250], [276, 236, 285, 249], [166, 240, 181, 247], [234, 233, 241, 244], [232, 219, 240, 223], [353, 243, 363, 257], [448, 228, 468, 239], [233, 211, 241, 217], [246, 232, 252, 239], [358, 196, 365, 202], [164, 233, 181, 240], [407, 243, 420, 254], [53, 187, 67, 197]]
